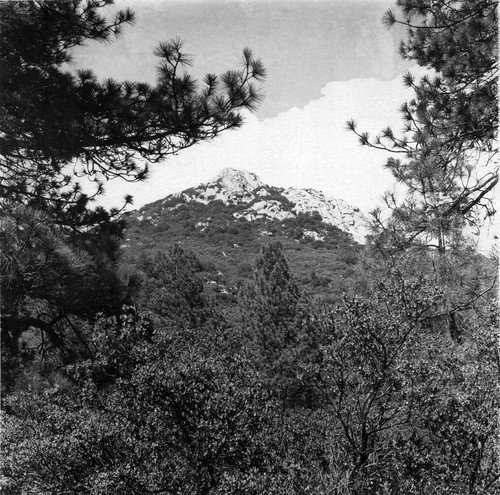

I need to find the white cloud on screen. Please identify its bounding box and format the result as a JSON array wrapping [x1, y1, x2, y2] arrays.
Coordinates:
[[97, 71, 417, 215]]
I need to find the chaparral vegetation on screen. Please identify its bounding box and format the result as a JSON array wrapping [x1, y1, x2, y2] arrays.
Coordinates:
[[1, 1, 498, 494]]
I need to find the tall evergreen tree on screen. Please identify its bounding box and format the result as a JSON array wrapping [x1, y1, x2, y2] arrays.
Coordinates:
[[240, 242, 300, 360], [239, 242, 312, 406], [0, 0, 265, 386], [348, 0, 498, 253], [243, 242, 300, 327], [139, 246, 211, 327]]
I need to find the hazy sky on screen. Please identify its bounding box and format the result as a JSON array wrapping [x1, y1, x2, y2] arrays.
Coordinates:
[[73, 0, 417, 215]]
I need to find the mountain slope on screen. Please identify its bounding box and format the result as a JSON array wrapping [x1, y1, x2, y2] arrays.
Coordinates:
[[131, 168, 369, 242], [121, 168, 369, 301]]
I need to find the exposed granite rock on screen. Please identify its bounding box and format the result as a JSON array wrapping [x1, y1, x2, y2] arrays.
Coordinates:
[[138, 168, 370, 243]]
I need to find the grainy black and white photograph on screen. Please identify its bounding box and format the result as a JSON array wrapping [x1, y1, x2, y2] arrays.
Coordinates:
[[1, 0, 498, 493]]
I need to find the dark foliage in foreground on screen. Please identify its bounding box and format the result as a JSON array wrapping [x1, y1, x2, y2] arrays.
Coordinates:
[[2, 244, 498, 494]]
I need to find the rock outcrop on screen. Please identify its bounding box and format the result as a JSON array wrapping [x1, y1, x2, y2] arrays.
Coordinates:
[[142, 168, 370, 243]]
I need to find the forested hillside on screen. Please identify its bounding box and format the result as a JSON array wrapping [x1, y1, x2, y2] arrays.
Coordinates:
[[1, 1, 498, 494], [120, 168, 364, 304]]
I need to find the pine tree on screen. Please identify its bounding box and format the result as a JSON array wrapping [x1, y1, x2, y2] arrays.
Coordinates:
[[0, 0, 265, 390], [347, 0, 498, 253], [245, 243, 300, 325], [0, 205, 127, 394], [240, 242, 299, 355], [139, 246, 211, 327], [238, 242, 310, 407], [0, 0, 265, 226]]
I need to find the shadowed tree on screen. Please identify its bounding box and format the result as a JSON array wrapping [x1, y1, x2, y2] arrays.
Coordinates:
[[0, 204, 126, 395], [0, 0, 266, 227], [0, 0, 265, 395], [238, 242, 321, 410]]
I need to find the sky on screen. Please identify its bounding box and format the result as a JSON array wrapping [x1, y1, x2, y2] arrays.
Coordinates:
[[74, 0, 409, 120], [66, 0, 492, 254], [71, 0, 419, 217]]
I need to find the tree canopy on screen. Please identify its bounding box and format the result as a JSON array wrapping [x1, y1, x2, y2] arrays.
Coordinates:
[[0, 0, 265, 391], [0, 0, 265, 226], [348, 0, 498, 252]]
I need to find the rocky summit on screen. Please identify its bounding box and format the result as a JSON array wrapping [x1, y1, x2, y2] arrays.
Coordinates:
[[122, 168, 370, 301], [138, 168, 369, 243]]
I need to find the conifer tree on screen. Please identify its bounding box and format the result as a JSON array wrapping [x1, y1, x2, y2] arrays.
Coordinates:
[[348, 0, 498, 253], [0, 0, 265, 226], [139, 246, 210, 327], [239, 242, 309, 405], [244, 242, 300, 326], [0, 204, 126, 394], [0, 0, 265, 380], [240, 242, 299, 353]]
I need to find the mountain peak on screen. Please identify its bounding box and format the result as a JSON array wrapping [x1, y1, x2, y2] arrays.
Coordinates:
[[154, 168, 370, 243], [178, 168, 268, 205], [215, 168, 264, 195]]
